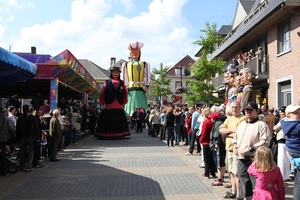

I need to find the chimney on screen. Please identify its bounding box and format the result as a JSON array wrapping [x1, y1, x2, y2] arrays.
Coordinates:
[[128, 57, 132, 62], [110, 57, 116, 67], [31, 46, 36, 54]]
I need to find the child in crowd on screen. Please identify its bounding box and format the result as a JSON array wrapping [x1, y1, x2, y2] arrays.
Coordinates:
[[281, 104, 300, 178], [247, 146, 285, 200]]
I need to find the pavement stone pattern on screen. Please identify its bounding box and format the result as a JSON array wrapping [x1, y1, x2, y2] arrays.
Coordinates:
[[0, 130, 294, 200]]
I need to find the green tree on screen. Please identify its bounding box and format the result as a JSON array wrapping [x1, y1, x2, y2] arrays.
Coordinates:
[[185, 22, 226, 105], [150, 63, 173, 103]]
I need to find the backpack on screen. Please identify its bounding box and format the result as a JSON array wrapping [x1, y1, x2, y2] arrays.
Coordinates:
[[5, 98, 10, 108]]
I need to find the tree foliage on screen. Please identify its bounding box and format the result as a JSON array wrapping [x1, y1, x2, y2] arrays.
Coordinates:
[[150, 63, 173, 100], [185, 22, 226, 105]]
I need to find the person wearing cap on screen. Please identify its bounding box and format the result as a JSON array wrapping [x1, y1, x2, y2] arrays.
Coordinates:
[[199, 108, 215, 179], [209, 111, 227, 186], [232, 101, 270, 200], [281, 104, 300, 158], [95, 66, 130, 138], [122, 40, 151, 119], [281, 103, 300, 198]]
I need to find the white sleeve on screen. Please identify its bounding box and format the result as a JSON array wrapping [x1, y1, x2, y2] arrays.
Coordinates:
[[144, 62, 151, 86], [122, 62, 128, 86]]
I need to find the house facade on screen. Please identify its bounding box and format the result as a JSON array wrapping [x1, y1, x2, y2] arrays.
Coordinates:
[[210, 0, 300, 108], [165, 55, 195, 105]]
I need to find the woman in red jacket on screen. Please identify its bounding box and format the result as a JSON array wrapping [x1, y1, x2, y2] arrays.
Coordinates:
[[200, 107, 216, 178]]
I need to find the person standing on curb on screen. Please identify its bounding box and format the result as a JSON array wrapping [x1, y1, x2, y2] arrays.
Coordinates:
[[232, 102, 270, 200], [49, 109, 62, 162], [219, 101, 245, 199], [185, 106, 201, 155]]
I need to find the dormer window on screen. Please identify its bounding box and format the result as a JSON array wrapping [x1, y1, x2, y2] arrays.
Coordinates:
[[175, 68, 185, 76]]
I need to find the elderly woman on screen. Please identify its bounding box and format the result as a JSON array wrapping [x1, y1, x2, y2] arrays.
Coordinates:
[[149, 109, 159, 137]]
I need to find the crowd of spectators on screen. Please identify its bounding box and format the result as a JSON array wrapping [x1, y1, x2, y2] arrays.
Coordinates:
[[1, 95, 298, 199], [138, 101, 296, 199], [228, 47, 264, 70], [0, 96, 99, 176]]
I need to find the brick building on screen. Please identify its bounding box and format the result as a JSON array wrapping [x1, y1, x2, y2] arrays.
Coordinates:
[[208, 0, 300, 108]]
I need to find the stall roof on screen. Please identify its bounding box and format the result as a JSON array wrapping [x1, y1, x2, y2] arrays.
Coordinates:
[[0, 47, 37, 84], [36, 49, 101, 99]]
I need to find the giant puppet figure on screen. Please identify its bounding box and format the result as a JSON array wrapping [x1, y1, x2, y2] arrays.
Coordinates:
[[223, 67, 238, 107], [122, 40, 151, 117], [239, 68, 255, 111], [95, 65, 130, 138]]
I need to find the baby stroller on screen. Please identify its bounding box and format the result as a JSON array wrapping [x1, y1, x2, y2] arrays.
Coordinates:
[[5, 145, 20, 173]]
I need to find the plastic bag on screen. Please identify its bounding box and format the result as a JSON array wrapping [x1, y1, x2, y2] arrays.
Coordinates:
[[40, 130, 48, 145]]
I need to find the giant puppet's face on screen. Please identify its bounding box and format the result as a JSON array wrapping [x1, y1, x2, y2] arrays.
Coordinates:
[[239, 69, 252, 86], [130, 48, 140, 60], [224, 70, 237, 86], [234, 75, 242, 88], [111, 70, 120, 79]]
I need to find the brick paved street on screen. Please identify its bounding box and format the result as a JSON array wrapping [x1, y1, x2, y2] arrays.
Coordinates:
[[0, 130, 294, 200]]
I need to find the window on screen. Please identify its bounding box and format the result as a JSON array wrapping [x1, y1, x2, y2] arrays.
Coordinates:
[[278, 20, 291, 53], [175, 68, 185, 76], [278, 80, 291, 107], [175, 81, 180, 90]]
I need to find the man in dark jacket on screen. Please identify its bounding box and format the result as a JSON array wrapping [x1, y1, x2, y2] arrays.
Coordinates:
[[31, 93, 43, 110], [0, 109, 14, 176], [16, 105, 39, 172], [32, 109, 45, 168]]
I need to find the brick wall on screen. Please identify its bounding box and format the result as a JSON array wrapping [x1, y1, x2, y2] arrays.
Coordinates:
[[267, 14, 300, 107]]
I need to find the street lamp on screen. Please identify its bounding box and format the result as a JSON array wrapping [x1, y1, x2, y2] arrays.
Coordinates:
[[175, 63, 183, 106]]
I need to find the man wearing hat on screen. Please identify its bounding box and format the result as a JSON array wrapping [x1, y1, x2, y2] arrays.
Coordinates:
[[122, 40, 151, 118], [95, 66, 130, 138], [232, 102, 270, 200]]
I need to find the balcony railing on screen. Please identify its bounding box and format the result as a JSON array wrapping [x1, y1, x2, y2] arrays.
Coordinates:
[[212, 55, 269, 89], [285, 0, 300, 6], [212, 75, 225, 89]]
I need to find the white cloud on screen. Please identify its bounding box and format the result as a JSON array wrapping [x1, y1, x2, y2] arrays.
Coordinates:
[[10, 0, 197, 70], [7, 15, 15, 22], [0, 0, 34, 9], [119, 0, 135, 12]]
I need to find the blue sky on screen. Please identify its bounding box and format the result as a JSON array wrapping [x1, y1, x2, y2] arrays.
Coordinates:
[[0, 0, 237, 69]]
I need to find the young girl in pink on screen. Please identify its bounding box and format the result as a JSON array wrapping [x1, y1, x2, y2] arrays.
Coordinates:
[[247, 146, 285, 200]]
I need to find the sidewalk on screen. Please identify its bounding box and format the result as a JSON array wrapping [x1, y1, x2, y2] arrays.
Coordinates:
[[0, 130, 294, 200]]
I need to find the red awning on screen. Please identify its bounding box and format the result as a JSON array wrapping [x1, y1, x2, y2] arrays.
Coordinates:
[[36, 49, 100, 99]]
